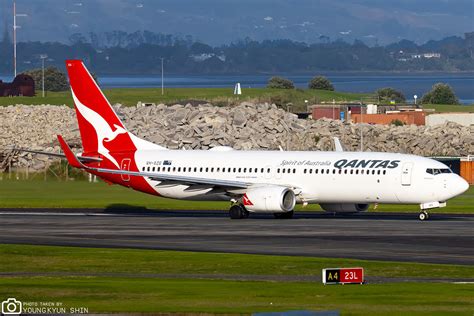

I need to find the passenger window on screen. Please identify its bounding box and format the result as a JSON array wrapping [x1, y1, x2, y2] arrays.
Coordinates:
[[309, 169, 313, 174], [282, 169, 285, 174], [377, 170, 381, 175], [205, 167, 209, 172], [355, 170, 359, 175], [383, 170, 386, 175], [338, 169, 342, 174], [217, 168, 220, 172], [178, 167, 181, 172], [261, 168, 264, 173], [344, 169, 348, 174], [372, 170, 375, 175], [361, 169, 364, 175], [315, 169, 318, 174], [327, 169, 330, 174], [293, 169, 296, 174], [267, 168, 270, 173], [142, 167, 145, 171], [333, 169, 336, 174], [277, 168, 280, 173], [350, 169, 353, 175], [243, 168, 247, 173], [304, 169, 307, 174]]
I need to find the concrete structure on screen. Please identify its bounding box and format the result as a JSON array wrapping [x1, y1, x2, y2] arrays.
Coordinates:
[[0, 74, 35, 97], [352, 111, 426, 126], [426, 113, 474, 127]]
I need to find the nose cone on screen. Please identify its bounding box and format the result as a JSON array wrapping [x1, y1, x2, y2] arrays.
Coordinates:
[[453, 176, 469, 197]]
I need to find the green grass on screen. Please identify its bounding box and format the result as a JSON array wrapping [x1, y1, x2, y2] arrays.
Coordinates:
[[1, 87, 472, 113], [1, 244, 473, 279], [0, 178, 472, 213], [0, 87, 371, 111], [0, 244, 473, 314], [2, 277, 473, 315], [424, 104, 474, 113]]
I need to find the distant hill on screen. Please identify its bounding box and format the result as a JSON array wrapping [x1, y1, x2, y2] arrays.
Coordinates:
[[1, 30, 473, 75]]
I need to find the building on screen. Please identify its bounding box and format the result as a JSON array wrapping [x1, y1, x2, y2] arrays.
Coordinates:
[[351, 110, 426, 126], [0, 74, 35, 97]]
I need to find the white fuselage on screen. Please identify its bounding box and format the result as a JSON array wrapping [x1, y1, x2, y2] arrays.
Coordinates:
[[134, 148, 468, 205]]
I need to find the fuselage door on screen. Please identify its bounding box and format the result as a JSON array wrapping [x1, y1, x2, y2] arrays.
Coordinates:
[[401, 162, 413, 186], [120, 158, 131, 182]]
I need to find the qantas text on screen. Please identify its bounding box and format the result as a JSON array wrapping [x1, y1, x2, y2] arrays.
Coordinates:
[[334, 159, 400, 169]]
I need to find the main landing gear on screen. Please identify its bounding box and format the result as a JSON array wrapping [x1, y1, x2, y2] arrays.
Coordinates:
[[418, 211, 429, 221], [229, 204, 249, 219]]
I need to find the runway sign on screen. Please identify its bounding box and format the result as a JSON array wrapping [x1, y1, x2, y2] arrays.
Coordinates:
[[322, 267, 364, 285]]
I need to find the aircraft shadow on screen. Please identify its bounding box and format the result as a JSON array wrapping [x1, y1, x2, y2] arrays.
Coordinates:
[[103, 204, 466, 221]]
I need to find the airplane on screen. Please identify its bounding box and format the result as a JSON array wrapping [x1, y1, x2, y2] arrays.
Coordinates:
[[21, 60, 470, 221]]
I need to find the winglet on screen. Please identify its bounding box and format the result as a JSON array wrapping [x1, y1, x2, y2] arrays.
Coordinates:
[[57, 135, 84, 168]]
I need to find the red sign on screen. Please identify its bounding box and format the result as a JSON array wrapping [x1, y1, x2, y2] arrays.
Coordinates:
[[340, 268, 364, 284]]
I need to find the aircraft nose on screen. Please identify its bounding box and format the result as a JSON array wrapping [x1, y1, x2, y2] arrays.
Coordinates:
[[452, 176, 469, 197]]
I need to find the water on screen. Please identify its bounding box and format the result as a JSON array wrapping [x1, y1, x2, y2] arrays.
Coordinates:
[[1, 73, 473, 104]]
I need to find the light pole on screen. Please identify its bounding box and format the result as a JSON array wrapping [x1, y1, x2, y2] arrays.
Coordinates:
[[12, 1, 27, 78], [360, 104, 364, 152], [40, 54, 47, 97], [160, 57, 164, 95]]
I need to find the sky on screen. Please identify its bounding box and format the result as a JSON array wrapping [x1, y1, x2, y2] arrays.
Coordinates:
[[0, 0, 473, 45]]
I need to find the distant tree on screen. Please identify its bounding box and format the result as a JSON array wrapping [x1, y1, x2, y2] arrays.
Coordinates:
[[267, 76, 294, 89], [376, 87, 405, 103], [22, 67, 68, 92], [421, 83, 459, 105], [308, 76, 334, 91]]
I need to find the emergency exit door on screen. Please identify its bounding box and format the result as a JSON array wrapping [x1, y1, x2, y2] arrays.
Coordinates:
[[401, 162, 413, 186]]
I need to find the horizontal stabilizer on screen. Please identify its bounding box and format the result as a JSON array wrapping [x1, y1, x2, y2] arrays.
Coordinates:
[[8, 147, 102, 163]]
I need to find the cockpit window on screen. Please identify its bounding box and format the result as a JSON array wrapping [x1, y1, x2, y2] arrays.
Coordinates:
[[426, 168, 452, 175]]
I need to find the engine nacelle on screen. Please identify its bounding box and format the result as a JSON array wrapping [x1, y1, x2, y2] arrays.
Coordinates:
[[243, 186, 296, 213], [320, 203, 370, 213]]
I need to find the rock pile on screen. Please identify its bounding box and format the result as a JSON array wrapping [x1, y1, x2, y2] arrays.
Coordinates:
[[1, 102, 473, 171]]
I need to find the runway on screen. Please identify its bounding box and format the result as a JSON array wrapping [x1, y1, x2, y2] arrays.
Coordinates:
[[0, 209, 473, 265]]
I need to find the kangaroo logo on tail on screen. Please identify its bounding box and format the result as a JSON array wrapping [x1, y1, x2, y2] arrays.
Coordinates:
[[71, 89, 127, 168]]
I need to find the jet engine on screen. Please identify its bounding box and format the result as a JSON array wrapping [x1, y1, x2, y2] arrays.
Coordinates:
[[319, 203, 370, 213], [243, 186, 296, 213]]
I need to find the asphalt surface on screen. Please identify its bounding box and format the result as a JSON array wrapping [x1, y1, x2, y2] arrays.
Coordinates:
[[0, 209, 473, 265]]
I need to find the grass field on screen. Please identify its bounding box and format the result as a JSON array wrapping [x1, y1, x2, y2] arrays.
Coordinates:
[[0, 178, 472, 214], [0, 244, 473, 314], [0, 87, 373, 110]]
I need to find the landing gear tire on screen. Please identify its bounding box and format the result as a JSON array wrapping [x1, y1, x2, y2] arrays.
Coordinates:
[[229, 204, 248, 219], [419, 211, 429, 221], [273, 210, 294, 219]]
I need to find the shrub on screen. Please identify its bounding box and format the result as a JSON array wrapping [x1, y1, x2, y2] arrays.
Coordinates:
[[267, 76, 295, 89], [376, 87, 405, 103], [308, 76, 334, 91], [391, 119, 405, 126], [421, 83, 459, 105]]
